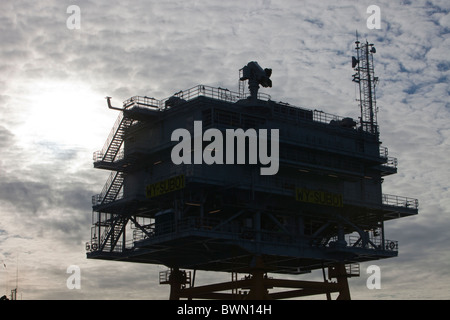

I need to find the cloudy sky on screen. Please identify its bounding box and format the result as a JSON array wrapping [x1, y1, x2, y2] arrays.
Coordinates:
[[0, 0, 449, 300]]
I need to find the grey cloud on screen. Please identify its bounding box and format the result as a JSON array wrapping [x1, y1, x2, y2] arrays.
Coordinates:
[[0, 180, 52, 214], [0, 126, 15, 149]]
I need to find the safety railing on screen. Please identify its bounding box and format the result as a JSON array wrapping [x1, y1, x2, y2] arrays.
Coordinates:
[[348, 235, 398, 252], [382, 194, 418, 209], [93, 150, 103, 162], [385, 156, 398, 169], [345, 263, 361, 277], [123, 96, 160, 109], [121, 85, 272, 111], [379, 146, 388, 158], [171, 86, 237, 103], [92, 194, 102, 206], [118, 85, 376, 137], [313, 110, 344, 125]]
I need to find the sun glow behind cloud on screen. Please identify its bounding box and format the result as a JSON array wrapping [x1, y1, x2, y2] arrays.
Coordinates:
[[15, 80, 113, 151]]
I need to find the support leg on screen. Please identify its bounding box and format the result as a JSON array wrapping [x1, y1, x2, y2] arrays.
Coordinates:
[[329, 263, 351, 300], [169, 268, 186, 300]]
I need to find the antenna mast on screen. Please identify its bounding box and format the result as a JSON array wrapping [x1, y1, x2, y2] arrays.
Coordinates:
[[352, 33, 379, 134], [10, 253, 19, 300]]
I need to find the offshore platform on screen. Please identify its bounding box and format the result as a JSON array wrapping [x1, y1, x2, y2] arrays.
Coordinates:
[[86, 39, 418, 300]]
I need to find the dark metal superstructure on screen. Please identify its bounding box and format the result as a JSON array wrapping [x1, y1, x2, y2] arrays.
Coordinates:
[[86, 44, 418, 299]]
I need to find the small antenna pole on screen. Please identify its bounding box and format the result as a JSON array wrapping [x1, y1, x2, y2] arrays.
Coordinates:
[[16, 254, 18, 294]]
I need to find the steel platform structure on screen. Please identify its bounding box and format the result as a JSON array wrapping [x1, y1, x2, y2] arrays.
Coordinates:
[[86, 49, 418, 300]]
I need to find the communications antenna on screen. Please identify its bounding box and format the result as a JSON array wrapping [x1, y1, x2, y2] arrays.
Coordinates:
[[11, 254, 19, 300], [352, 32, 379, 134]]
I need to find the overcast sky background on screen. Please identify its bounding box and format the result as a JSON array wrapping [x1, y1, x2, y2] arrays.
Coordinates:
[[0, 0, 449, 300]]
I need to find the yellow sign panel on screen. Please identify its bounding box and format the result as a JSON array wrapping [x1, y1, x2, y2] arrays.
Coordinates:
[[295, 188, 343, 208], [146, 175, 185, 198]]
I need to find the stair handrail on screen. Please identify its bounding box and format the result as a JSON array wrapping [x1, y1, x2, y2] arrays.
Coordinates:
[[101, 171, 117, 203]]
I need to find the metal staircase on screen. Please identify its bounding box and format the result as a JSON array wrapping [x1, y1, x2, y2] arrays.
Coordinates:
[[92, 171, 124, 206], [94, 112, 134, 163], [102, 171, 124, 205], [89, 199, 141, 254], [90, 108, 137, 252], [100, 214, 128, 252]]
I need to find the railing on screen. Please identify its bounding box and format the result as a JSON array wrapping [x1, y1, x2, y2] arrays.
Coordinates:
[[345, 264, 361, 277], [93, 150, 103, 162], [159, 270, 170, 284], [117, 85, 383, 139], [313, 110, 344, 125], [171, 86, 237, 103], [348, 235, 398, 252], [92, 194, 102, 206], [121, 85, 273, 111], [385, 156, 398, 169], [123, 96, 160, 109], [382, 194, 418, 209]]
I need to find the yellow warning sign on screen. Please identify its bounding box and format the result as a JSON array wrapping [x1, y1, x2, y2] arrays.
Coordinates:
[[295, 188, 343, 208], [146, 175, 185, 198]]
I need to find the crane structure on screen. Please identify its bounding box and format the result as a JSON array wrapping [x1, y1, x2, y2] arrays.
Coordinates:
[[86, 42, 418, 300]]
